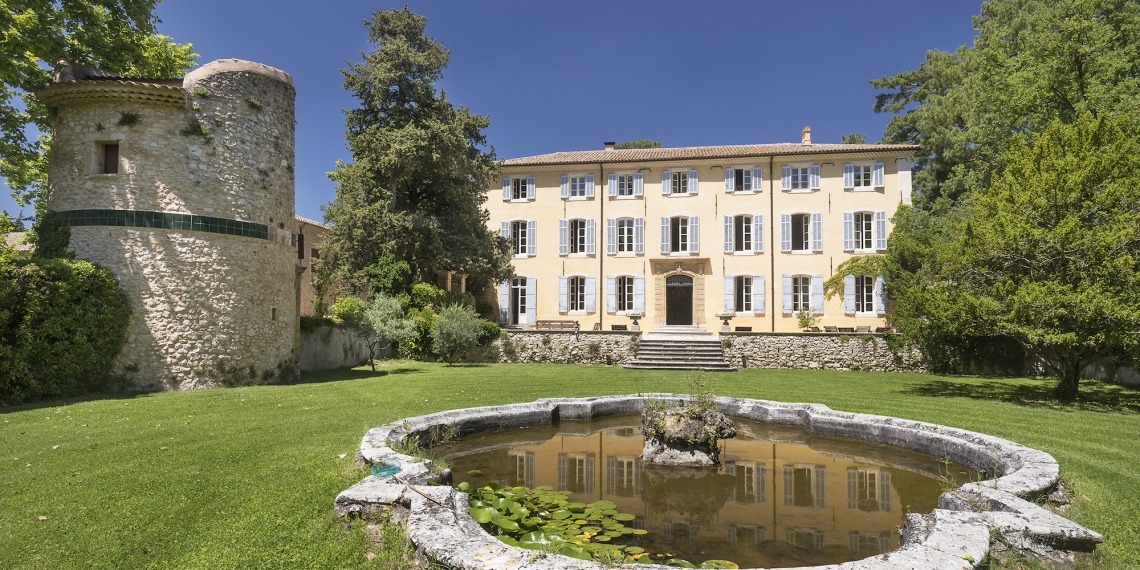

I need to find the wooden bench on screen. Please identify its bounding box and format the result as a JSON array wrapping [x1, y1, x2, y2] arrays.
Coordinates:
[[534, 319, 579, 331]]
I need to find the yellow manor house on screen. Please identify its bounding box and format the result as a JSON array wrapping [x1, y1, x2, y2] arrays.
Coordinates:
[[486, 128, 917, 333]]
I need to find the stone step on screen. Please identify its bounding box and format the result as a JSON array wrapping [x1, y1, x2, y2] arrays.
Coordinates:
[[625, 333, 735, 371], [623, 362, 736, 371]]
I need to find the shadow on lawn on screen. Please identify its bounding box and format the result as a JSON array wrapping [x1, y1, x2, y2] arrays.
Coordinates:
[[291, 366, 424, 385], [903, 377, 1140, 414]]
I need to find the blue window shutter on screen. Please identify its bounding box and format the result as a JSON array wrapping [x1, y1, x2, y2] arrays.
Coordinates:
[[586, 173, 595, 198], [752, 167, 763, 192], [502, 177, 511, 201], [874, 211, 888, 250], [525, 278, 536, 323], [843, 164, 854, 189], [558, 276, 568, 313], [661, 170, 671, 195], [586, 219, 595, 254], [724, 276, 735, 312], [499, 280, 510, 323], [753, 214, 763, 253], [781, 275, 793, 314], [606, 276, 616, 312], [810, 164, 821, 190], [633, 277, 645, 312], [811, 213, 823, 252], [634, 218, 644, 253], [873, 162, 884, 187], [811, 275, 824, 315], [500, 220, 509, 240], [689, 216, 699, 253], [558, 219, 568, 256], [753, 275, 765, 315], [688, 169, 699, 195], [780, 213, 791, 252], [608, 173, 617, 197], [843, 274, 856, 315], [560, 175, 569, 199], [874, 276, 886, 315], [526, 176, 535, 200], [634, 172, 644, 196], [723, 215, 734, 253], [842, 212, 854, 251], [660, 217, 670, 253], [526, 220, 536, 256], [781, 165, 791, 191], [585, 277, 596, 312], [724, 168, 735, 192], [606, 218, 616, 255]]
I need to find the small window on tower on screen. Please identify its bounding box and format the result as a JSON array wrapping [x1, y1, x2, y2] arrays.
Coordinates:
[[99, 142, 120, 174]]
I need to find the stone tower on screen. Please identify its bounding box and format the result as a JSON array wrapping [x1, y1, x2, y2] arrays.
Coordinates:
[[39, 59, 299, 390]]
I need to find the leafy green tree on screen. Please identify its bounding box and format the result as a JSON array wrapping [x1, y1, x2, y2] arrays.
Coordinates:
[[873, 0, 1140, 208], [331, 294, 415, 371], [430, 303, 483, 365], [613, 139, 662, 149], [839, 133, 868, 144], [321, 7, 511, 290], [887, 115, 1140, 402], [2, 1, 196, 206]]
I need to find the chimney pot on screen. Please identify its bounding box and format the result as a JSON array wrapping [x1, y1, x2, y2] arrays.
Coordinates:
[[801, 126, 812, 146], [603, 141, 616, 151]]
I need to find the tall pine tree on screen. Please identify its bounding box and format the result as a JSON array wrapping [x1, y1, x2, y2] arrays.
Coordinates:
[[322, 8, 511, 293]]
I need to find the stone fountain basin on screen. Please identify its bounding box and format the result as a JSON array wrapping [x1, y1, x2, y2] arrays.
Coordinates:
[[335, 395, 1101, 569]]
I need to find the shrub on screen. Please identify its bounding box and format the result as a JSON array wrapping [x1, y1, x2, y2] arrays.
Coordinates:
[[407, 282, 447, 310], [1, 257, 130, 404], [398, 305, 437, 360], [299, 315, 336, 333], [477, 320, 501, 345], [330, 295, 367, 325], [430, 304, 483, 365]]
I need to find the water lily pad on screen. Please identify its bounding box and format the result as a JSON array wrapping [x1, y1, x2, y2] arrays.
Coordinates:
[[699, 561, 739, 569], [467, 506, 495, 524]]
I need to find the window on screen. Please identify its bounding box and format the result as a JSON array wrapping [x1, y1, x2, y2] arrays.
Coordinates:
[[607, 217, 643, 254], [560, 218, 595, 255], [608, 275, 644, 313], [792, 276, 811, 312], [847, 468, 892, 512], [661, 216, 699, 254], [561, 174, 594, 199], [783, 465, 826, 508], [781, 164, 820, 191], [502, 176, 534, 201], [725, 275, 764, 315], [724, 214, 762, 253], [843, 275, 885, 316], [609, 172, 643, 197], [512, 452, 535, 487], [736, 276, 753, 312], [558, 453, 595, 493], [783, 274, 822, 315], [606, 456, 641, 496], [559, 275, 596, 313], [725, 167, 762, 193], [297, 232, 305, 260], [99, 142, 119, 174], [781, 213, 821, 252], [501, 220, 535, 256], [661, 169, 698, 195], [844, 162, 884, 190], [500, 277, 535, 325], [726, 461, 764, 504], [843, 211, 887, 251]]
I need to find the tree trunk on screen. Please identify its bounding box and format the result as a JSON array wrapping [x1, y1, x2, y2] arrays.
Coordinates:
[[1053, 359, 1081, 403]]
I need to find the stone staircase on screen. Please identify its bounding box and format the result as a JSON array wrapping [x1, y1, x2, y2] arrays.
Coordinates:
[[624, 327, 736, 371]]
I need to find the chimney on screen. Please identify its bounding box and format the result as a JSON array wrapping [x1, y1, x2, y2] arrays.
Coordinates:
[[603, 141, 616, 151], [801, 126, 812, 146]]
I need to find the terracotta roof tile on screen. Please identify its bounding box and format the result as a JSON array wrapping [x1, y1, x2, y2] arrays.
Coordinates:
[[502, 142, 919, 167]]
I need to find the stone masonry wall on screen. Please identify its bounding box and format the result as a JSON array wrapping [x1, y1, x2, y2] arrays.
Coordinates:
[[721, 332, 926, 372], [494, 331, 640, 365]]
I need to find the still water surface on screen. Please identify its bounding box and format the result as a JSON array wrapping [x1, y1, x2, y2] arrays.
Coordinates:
[[435, 414, 977, 568]]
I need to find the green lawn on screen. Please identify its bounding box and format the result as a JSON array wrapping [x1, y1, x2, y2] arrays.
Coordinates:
[[2, 363, 1138, 569]]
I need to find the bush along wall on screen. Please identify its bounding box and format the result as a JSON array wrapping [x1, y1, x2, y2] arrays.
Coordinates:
[[0, 257, 131, 404]]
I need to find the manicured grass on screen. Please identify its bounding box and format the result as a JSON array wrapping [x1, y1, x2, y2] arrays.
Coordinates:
[[2, 363, 1138, 569]]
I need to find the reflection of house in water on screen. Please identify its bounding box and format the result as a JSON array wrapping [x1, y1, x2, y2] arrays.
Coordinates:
[[446, 418, 955, 568]]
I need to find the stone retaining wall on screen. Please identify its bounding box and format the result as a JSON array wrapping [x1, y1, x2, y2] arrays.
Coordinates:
[[494, 331, 640, 365], [722, 332, 926, 372], [299, 325, 372, 372]]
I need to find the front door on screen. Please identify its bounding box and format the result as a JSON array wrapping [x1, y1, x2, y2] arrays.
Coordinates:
[[665, 275, 693, 325]]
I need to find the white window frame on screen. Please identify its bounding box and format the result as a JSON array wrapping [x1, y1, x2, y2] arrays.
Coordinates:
[[844, 161, 885, 191], [502, 175, 535, 202], [725, 166, 763, 193], [510, 220, 528, 256], [661, 168, 699, 196], [617, 276, 635, 312], [854, 212, 874, 251], [792, 275, 811, 313], [570, 218, 587, 255], [616, 218, 635, 253], [568, 276, 586, 312], [560, 173, 594, 200], [662, 215, 700, 255], [781, 163, 821, 192], [610, 172, 643, 198]]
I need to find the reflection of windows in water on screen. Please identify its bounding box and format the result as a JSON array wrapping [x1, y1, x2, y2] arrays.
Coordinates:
[[783, 465, 826, 508], [625, 516, 645, 530], [510, 451, 534, 487], [846, 467, 892, 512], [785, 528, 825, 552], [661, 521, 697, 542], [725, 461, 765, 504], [727, 524, 765, 547], [849, 531, 892, 554], [606, 456, 642, 496], [612, 427, 637, 438], [557, 453, 595, 493]]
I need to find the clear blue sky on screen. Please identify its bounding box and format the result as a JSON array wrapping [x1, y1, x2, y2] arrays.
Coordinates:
[[2, 1, 982, 223]]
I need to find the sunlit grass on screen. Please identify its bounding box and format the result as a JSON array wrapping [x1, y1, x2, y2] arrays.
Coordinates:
[[2, 362, 1137, 568]]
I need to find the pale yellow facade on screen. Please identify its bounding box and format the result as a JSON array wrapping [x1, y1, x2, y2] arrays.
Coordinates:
[[486, 132, 917, 332]]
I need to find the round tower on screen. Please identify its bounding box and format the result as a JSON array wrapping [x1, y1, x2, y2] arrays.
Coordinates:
[[39, 59, 299, 389]]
